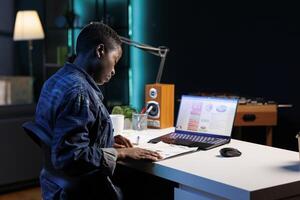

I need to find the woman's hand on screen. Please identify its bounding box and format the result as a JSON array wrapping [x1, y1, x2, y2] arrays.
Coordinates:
[[116, 147, 162, 161], [113, 135, 133, 148]]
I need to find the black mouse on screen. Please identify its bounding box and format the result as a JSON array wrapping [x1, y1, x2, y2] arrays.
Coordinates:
[[220, 147, 241, 157]]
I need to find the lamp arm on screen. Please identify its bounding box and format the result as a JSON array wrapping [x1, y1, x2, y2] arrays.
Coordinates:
[[119, 36, 169, 83], [156, 53, 167, 83], [120, 36, 169, 57]]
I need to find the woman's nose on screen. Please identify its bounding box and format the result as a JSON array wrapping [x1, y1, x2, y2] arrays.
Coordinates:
[[111, 69, 115, 76]]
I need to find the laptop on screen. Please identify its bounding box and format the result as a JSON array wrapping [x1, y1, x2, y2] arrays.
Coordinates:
[[148, 95, 239, 150]]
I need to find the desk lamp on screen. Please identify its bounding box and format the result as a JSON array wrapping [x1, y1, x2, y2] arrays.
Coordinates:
[[13, 10, 45, 77], [120, 36, 174, 128]]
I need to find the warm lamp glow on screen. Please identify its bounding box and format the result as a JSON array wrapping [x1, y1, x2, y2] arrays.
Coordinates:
[[13, 10, 44, 41]]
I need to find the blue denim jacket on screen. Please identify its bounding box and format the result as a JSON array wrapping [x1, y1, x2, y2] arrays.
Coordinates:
[[36, 63, 120, 199]]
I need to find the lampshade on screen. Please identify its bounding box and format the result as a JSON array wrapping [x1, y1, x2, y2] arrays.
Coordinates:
[[13, 10, 45, 41]]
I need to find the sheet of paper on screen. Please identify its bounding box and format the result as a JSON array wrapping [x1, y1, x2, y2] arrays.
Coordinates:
[[121, 128, 197, 159], [137, 141, 198, 159], [122, 128, 174, 145]]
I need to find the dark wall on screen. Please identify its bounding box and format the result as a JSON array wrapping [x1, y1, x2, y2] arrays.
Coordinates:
[[161, 2, 298, 99], [147, 1, 299, 150], [0, 0, 14, 75]]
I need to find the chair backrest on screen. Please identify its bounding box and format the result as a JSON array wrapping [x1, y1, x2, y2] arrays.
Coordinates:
[[22, 121, 52, 147]]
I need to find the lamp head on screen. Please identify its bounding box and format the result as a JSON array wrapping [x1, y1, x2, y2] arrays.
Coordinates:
[[13, 10, 45, 41]]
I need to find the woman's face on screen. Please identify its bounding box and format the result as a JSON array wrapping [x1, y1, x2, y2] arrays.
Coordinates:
[[92, 45, 122, 85]]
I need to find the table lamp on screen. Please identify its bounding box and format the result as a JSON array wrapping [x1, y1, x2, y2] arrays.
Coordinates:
[[13, 10, 45, 76], [120, 36, 174, 128]]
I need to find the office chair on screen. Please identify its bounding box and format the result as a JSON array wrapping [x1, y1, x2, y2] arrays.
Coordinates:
[[22, 121, 51, 147], [22, 122, 76, 192]]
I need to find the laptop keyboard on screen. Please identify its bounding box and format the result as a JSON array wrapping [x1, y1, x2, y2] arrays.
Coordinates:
[[167, 132, 225, 144], [148, 132, 228, 149]]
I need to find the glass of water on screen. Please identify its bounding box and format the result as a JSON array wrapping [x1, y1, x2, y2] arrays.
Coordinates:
[[132, 113, 148, 130]]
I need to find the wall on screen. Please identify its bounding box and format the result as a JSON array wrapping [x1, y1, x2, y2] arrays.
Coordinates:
[[0, 0, 14, 75], [129, 0, 171, 110], [138, 1, 300, 150]]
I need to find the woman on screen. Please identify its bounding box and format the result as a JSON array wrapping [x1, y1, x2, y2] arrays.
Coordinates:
[[35, 22, 161, 200]]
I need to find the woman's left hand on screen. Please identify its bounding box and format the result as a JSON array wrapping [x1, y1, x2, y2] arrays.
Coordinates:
[[114, 135, 133, 148]]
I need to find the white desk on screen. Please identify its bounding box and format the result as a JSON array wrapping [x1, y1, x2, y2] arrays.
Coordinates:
[[121, 128, 300, 200]]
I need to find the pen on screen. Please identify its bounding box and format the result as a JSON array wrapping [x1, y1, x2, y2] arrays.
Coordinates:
[[136, 136, 140, 145], [140, 105, 153, 114], [145, 105, 153, 114], [140, 107, 147, 114]]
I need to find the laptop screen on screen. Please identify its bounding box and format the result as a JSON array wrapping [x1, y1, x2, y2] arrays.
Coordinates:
[[176, 95, 238, 137]]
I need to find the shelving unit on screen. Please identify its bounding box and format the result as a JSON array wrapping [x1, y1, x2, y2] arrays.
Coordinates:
[[43, 0, 130, 108]]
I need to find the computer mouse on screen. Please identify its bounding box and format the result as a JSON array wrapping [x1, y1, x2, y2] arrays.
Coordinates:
[[220, 147, 241, 157]]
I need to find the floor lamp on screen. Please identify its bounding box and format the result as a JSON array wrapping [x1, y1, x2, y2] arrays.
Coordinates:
[[13, 10, 45, 77]]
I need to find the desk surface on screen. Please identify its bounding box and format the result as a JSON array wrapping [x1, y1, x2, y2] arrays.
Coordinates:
[[122, 128, 300, 200]]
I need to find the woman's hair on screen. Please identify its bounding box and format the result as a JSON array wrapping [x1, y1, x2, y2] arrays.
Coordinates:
[[75, 22, 121, 54]]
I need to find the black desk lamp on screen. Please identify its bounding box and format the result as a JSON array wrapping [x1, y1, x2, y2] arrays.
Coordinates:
[[120, 36, 169, 83], [120, 36, 175, 128]]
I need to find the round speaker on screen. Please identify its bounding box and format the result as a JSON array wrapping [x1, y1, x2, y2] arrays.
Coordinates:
[[149, 88, 157, 99], [146, 101, 160, 118]]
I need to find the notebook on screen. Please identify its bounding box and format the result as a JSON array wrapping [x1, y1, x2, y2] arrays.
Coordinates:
[[148, 95, 239, 150]]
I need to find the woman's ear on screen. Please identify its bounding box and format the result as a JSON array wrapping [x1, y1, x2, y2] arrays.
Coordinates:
[[96, 44, 105, 58]]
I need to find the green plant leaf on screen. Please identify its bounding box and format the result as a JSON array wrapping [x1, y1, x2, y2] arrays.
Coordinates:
[[111, 106, 123, 115]]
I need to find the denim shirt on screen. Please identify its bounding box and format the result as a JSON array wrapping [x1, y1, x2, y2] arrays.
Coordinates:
[[36, 62, 117, 177]]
